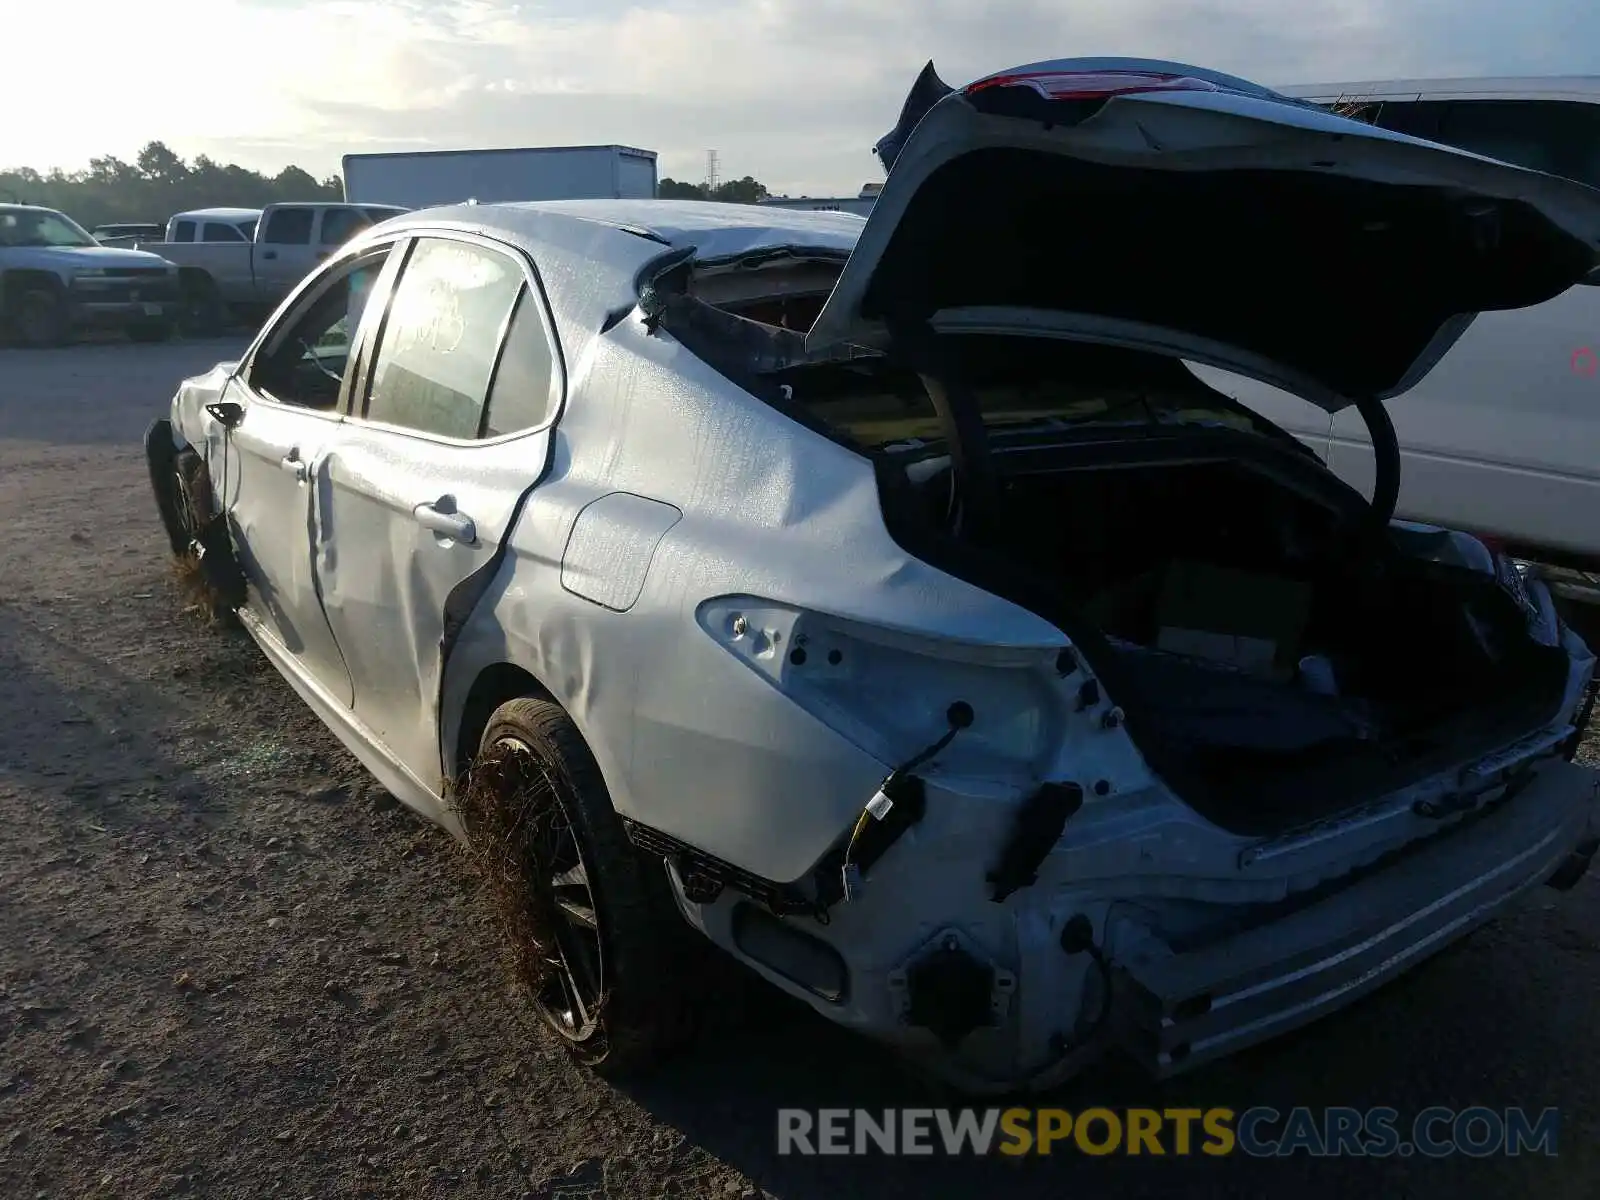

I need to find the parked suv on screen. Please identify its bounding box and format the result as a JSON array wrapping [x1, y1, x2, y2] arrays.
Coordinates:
[[1194, 75, 1600, 639], [0, 204, 180, 345]]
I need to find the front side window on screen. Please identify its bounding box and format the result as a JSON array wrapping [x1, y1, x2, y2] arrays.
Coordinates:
[[262, 206, 314, 245], [202, 221, 245, 243], [249, 249, 393, 410], [362, 238, 524, 439]]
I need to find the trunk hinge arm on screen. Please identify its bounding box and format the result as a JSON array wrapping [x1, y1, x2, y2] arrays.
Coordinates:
[[885, 317, 1003, 542], [1353, 391, 1401, 531]]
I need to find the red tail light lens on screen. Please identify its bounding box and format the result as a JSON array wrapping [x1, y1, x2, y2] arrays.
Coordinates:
[[963, 70, 1222, 102]]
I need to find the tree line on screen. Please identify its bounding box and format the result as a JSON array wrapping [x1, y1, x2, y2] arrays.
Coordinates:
[[0, 141, 346, 231], [0, 140, 777, 231], [657, 176, 771, 203]]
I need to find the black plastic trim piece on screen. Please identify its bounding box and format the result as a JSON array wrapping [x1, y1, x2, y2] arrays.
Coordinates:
[[987, 782, 1085, 902], [623, 818, 824, 920]]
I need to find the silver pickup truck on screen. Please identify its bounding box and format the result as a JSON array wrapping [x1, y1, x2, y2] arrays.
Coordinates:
[[142, 201, 405, 332], [1194, 74, 1600, 639], [1, 204, 180, 345]]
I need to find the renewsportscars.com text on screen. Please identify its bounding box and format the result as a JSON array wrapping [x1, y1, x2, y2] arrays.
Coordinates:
[[776, 1106, 1560, 1158]]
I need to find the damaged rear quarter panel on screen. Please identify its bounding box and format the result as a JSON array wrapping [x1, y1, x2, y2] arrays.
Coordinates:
[[439, 307, 1119, 883]]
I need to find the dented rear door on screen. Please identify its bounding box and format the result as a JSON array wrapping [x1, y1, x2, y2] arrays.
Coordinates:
[[317, 233, 562, 796]]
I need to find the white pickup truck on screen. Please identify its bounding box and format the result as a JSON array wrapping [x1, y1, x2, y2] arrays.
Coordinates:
[[1194, 75, 1600, 637], [141, 201, 405, 332]]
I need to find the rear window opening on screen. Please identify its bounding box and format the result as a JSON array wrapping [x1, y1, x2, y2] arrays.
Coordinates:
[[679, 253, 847, 333]]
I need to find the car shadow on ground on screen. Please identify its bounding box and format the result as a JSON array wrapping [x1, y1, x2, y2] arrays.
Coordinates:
[[0, 597, 272, 836], [609, 886, 1599, 1200]]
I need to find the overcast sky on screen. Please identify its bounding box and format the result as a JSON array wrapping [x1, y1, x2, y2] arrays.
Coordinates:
[[9, 0, 1595, 195]]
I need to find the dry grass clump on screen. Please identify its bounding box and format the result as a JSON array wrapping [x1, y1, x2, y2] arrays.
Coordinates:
[[451, 742, 568, 1003]]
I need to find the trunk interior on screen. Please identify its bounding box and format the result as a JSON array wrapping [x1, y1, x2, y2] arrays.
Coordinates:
[[744, 330, 1572, 836], [970, 452, 1567, 834]]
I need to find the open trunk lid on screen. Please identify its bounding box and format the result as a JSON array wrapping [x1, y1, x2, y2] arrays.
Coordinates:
[[805, 57, 1600, 410]]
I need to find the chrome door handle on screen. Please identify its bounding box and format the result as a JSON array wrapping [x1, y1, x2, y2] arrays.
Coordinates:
[[413, 500, 476, 544], [280, 453, 308, 481]]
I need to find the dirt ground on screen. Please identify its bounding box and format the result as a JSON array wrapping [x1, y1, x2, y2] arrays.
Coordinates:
[[1, 338, 1597, 1200]]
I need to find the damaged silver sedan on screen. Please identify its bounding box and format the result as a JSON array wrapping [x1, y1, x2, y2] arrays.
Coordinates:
[[147, 57, 1600, 1094]]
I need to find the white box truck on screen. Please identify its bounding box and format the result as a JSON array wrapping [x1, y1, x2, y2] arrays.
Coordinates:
[[341, 145, 659, 209]]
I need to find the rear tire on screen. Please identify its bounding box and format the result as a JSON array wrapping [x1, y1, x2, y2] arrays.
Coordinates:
[[178, 275, 226, 337], [463, 698, 704, 1077], [146, 431, 245, 627]]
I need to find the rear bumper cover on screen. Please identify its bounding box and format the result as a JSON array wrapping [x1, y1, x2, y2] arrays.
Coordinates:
[[1111, 758, 1598, 1077]]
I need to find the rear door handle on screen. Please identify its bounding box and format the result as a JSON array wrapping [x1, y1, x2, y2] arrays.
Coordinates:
[[413, 499, 477, 544], [280, 450, 308, 481], [261, 249, 278, 260]]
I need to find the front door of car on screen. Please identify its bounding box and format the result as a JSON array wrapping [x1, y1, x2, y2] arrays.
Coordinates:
[[225, 243, 402, 708], [317, 234, 564, 795]]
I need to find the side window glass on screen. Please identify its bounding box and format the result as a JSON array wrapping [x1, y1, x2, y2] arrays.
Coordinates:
[[173, 220, 196, 243], [262, 207, 314, 245], [202, 222, 244, 243], [483, 285, 560, 436], [364, 239, 524, 439], [1365, 99, 1448, 143], [319, 207, 372, 246], [248, 250, 392, 410], [1437, 100, 1600, 189]]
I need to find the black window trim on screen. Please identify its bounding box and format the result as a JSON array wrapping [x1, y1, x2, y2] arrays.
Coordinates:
[[342, 226, 569, 448], [238, 235, 408, 418]]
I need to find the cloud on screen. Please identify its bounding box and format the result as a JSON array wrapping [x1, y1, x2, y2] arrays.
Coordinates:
[[11, 0, 1598, 193]]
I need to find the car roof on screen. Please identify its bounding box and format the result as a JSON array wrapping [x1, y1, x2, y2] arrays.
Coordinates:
[[172, 207, 262, 222], [358, 199, 867, 396], [395, 197, 866, 264]]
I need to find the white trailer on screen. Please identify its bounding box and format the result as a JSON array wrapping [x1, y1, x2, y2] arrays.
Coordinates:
[[341, 145, 659, 209]]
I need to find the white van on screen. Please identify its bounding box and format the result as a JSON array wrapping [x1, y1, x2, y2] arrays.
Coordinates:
[[1189, 76, 1600, 627]]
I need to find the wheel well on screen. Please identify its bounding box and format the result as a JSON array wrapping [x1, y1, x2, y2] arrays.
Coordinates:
[[452, 662, 553, 781], [2, 269, 64, 309], [177, 267, 217, 294]]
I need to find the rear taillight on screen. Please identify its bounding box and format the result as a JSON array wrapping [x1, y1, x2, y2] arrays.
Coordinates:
[[962, 70, 1221, 102]]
